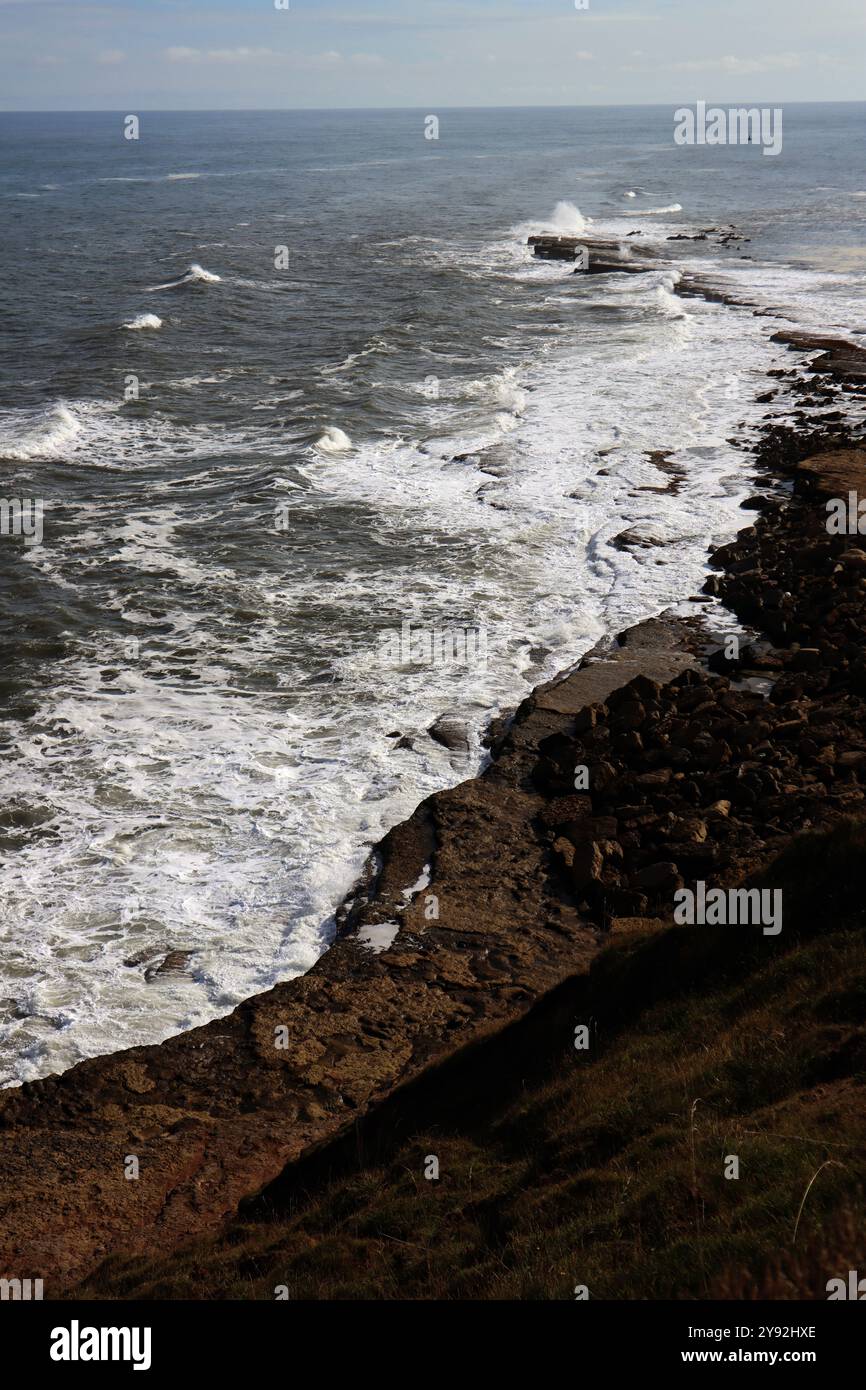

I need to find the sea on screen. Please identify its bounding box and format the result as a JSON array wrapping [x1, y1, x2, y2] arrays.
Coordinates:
[[1, 103, 864, 1085]]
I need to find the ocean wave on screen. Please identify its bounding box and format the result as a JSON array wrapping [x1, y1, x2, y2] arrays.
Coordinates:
[[0, 397, 276, 471], [315, 426, 353, 454], [0, 402, 82, 461], [624, 203, 683, 217], [461, 368, 527, 416], [654, 283, 689, 319], [511, 200, 592, 244], [123, 313, 163, 330], [548, 200, 591, 235], [304, 157, 442, 174], [147, 262, 222, 291], [371, 235, 444, 249], [319, 337, 396, 376]]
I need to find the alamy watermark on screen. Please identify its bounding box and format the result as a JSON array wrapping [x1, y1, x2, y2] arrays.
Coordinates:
[[0, 497, 43, 545], [827, 1270, 866, 1299], [674, 880, 782, 935], [49, 1322, 152, 1371], [378, 620, 488, 670], [826, 493, 866, 534], [674, 102, 783, 157], [1, 1276, 43, 1300]]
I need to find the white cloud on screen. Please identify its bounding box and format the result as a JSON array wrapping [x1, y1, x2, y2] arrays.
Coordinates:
[[163, 47, 382, 72], [580, 11, 662, 21], [166, 46, 276, 64], [97, 49, 125, 65], [575, 51, 594, 61], [672, 52, 805, 75]]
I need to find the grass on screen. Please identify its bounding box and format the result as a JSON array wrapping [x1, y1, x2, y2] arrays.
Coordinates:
[[78, 822, 866, 1301]]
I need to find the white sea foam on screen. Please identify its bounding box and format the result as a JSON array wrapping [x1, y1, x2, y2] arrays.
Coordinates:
[[319, 338, 394, 376], [315, 426, 352, 453], [461, 368, 527, 415], [0, 397, 276, 472], [356, 921, 400, 953], [123, 313, 163, 330]]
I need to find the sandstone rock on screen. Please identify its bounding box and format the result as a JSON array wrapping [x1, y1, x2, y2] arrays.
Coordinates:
[[144, 950, 194, 983], [428, 713, 470, 753], [589, 760, 619, 791], [539, 795, 592, 828], [633, 861, 682, 893], [673, 817, 708, 844], [635, 768, 672, 788], [612, 700, 646, 731], [627, 675, 664, 703], [553, 836, 575, 868], [571, 841, 604, 890], [604, 887, 649, 916], [567, 815, 619, 843], [598, 839, 624, 867], [796, 449, 866, 499], [574, 705, 603, 734]]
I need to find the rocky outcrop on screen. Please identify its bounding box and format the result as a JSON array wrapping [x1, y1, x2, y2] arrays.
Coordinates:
[[770, 330, 866, 383], [527, 233, 653, 275]]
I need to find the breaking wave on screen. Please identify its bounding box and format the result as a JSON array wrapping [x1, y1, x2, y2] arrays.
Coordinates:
[[0, 402, 82, 460], [123, 313, 163, 330], [147, 262, 222, 291], [624, 203, 683, 217], [315, 426, 353, 453]]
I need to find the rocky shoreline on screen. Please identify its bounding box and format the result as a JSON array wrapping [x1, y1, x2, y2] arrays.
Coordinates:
[[2, 265, 866, 1295]]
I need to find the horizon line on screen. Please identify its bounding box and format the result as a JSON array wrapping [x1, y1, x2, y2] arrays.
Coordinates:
[[2, 98, 865, 115]]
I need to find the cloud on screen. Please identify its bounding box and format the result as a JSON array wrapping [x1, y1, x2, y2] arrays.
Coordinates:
[[672, 52, 805, 75], [314, 5, 654, 27], [163, 46, 385, 73], [96, 49, 125, 65], [580, 11, 663, 21], [166, 46, 276, 64], [575, 51, 594, 61]]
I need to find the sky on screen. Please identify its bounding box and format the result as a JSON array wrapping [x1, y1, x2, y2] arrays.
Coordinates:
[[0, 0, 864, 111]]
